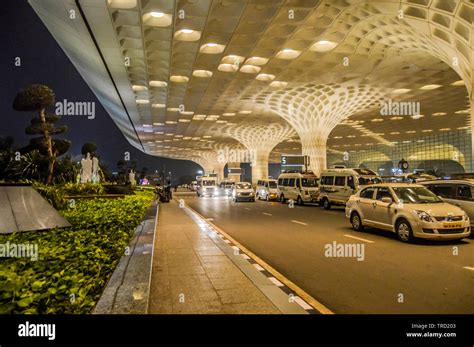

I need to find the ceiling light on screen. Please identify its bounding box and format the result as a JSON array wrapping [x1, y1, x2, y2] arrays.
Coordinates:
[[439, 128, 451, 131], [180, 111, 194, 115], [420, 84, 442, 90], [371, 118, 383, 122], [200, 43, 225, 54], [269, 81, 288, 88], [178, 119, 191, 123], [240, 65, 261, 74], [239, 110, 252, 114], [451, 80, 465, 86], [432, 112, 446, 116], [310, 40, 338, 52], [136, 99, 149, 104], [422, 129, 432, 133], [152, 103, 165, 108], [170, 75, 189, 83], [458, 126, 469, 130], [165, 121, 177, 124], [192, 70, 213, 78], [143, 12, 172, 27], [174, 29, 201, 41], [203, 135, 212, 138], [216, 120, 227, 124], [390, 131, 400, 135], [256, 73, 275, 81], [218, 64, 239, 72], [167, 107, 179, 112], [406, 130, 416, 134], [222, 113, 235, 116], [455, 109, 470, 114], [276, 49, 301, 59], [245, 57, 269, 66], [142, 124, 152, 127], [390, 116, 403, 120], [153, 123, 164, 126], [149, 80, 167, 87], [411, 114, 424, 119], [107, 0, 137, 9], [392, 88, 411, 94], [221, 55, 245, 65], [132, 85, 147, 91], [150, 11, 164, 17]]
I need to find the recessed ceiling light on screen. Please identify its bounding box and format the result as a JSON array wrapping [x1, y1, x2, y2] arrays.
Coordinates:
[[245, 57, 269, 66], [455, 109, 470, 114], [150, 11, 164, 17], [406, 130, 416, 134], [451, 80, 465, 86], [136, 99, 149, 104], [390, 116, 403, 120], [269, 81, 288, 88], [390, 131, 400, 134], [432, 112, 446, 116], [107, 0, 137, 9], [222, 113, 235, 116], [392, 88, 411, 94], [180, 111, 194, 115], [132, 85, 147, 91], [149, 80, 167, 87], [216, 120, 227, 124], [240, 65, 261, 74], [178, 119, 191, 122], [192, 70, 213, 78], [153, 123, 164, 126], [422, 129, 433, 132], [218, 64, 239, 72], [152, 103, 165, 108], [221, 55, 245, 65], [310, 40, 338, 52], [170, 75, 189, 83], [458, 126, 469, 130], [411, 114, 424, 119], [174, 29, 201, 41], [167, 107, 179, 112], [200, 43, 225, 54], [239, 110, 252, 114], [165, 121, 177, 124], [143, 11, 172, 27], [276, 49, 301, 59], [420, 84, 442, 90], [371, 118, 383, 122], [439, 128, 451, 131], [142, 124, 152, 127], [256, 73, 275, 81]]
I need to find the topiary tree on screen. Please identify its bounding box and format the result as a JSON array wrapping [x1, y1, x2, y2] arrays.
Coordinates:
[[13, 84, 71, 184]]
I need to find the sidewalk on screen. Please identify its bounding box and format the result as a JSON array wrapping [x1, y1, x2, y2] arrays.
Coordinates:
[[148, 199, 305, 314]]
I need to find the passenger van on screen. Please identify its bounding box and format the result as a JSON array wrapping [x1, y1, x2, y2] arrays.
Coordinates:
[[420, 179, 474, 231], [196, 176, 218, 197], [277, 171, 319, 205], [219, 180, 235, 197], [319, 168, 381, 209], [256, 179, 279, 201]]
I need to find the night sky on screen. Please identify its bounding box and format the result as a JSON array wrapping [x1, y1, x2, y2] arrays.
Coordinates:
[[0, 0, 203, 183]]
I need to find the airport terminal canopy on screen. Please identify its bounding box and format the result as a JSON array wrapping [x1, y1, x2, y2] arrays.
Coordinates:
[[29, 0, 473, 175]]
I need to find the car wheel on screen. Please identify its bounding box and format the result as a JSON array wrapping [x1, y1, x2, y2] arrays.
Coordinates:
[[396, 219, 413, 243], [280, 194, 286, 203], [322, 198, 331, 210], [351, 212, 364, 231], [297, 196, 304, 206], [251, 198, 255, 202]]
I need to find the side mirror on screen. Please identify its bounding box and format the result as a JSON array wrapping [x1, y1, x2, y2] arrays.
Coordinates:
[[381, 197, 393, 204]]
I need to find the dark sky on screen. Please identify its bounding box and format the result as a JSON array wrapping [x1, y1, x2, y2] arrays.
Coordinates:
[[0, 0, 202, 183]]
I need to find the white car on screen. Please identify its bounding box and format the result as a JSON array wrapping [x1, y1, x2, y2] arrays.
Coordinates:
[[232, 182, 255, 202]]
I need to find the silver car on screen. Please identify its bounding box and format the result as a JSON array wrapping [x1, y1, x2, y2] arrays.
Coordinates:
[[232, 182, 255, 202], [345, 183, 471, 242]]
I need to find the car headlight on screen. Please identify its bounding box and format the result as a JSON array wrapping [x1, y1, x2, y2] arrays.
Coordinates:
[[415, 210, 434, 223]]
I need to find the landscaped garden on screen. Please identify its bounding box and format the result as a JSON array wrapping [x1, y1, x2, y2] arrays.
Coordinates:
[[0, 188, 154, 314]]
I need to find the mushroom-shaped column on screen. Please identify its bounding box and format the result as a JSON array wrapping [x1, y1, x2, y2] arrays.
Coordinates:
[[189, 156, 213, 176], [254, 83, 385, 175], [228, 124, 296, 185], [194, 150, 226, 182]]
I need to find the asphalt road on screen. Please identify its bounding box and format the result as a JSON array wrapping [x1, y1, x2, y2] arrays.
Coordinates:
[[178, 193, 474, 314]]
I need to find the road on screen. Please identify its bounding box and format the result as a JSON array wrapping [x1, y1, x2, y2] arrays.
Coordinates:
[[178, 193, 474, 314]]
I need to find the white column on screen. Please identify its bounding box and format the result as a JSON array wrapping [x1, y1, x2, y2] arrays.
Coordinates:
[[300, 135, 328, 176], [251, 149, 270, 185], [470, 93, 474, 172]]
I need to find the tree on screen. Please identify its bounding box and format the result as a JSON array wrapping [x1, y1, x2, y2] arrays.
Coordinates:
[[13, 84, 71, 184], [81, 142, 97, 156]]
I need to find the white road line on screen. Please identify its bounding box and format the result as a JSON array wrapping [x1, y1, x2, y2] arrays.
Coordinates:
[[463, 266, 474, 271], [344, 234, 375, 244], [262, 212, 272, 216], [291, 220, 308, 226], [253, 264, 265, 271], [268, 277, 284, 287], [241, 253, 251, 260], [294, 296, 313, 310], [245, 207, 251, 210]]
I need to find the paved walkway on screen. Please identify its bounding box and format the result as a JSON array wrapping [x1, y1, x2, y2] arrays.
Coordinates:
[[148, 199, 289, 314]]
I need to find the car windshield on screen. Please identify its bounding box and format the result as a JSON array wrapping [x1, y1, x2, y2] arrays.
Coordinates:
[[393, 187, 443, 204], [236, 183, 252, 189], [268, 181, 277, 188], [302, 178, 318, 187], [202, 180, 215, 186], [359, 176, 382, 185]]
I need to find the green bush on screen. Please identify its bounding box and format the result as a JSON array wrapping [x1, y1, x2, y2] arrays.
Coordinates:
[[61, 182, 105, 196], [0, 190, 154, 314]]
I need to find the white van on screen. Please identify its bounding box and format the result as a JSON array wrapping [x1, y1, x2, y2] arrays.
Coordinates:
[[256, 179, 279, 201], [197, 176, 218, 197], [319, 168, 382, 209], [277, 171, 319, 205]]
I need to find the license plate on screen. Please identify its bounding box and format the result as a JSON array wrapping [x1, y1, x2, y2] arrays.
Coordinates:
[[443, 222, 462, 228]]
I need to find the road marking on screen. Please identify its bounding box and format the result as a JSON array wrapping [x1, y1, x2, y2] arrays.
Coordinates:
[[253, 264, 265, 271], [294, 296, 313, 310], [463, 266, 474, 271], [245, 207, 251, 210], [291, 220, 308, 226], [344, 234, 375, 244], [262, 212, 272, 216], [268, 277, 284, 287]]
